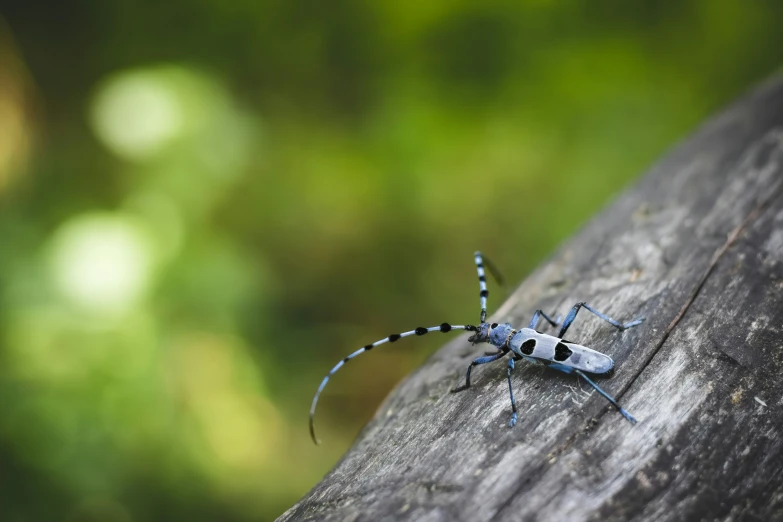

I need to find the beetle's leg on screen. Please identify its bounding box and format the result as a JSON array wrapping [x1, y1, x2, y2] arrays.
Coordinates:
[[558, 302, 644, 339], [451, 352, 506, 393], [574, 369, 637, 425], [506, 358, 519, 427], [528, 309, 560, 331], [546, 363, 637, 424]]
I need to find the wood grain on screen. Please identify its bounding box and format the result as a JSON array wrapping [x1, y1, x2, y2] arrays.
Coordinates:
[[280, 76, 783, 522]]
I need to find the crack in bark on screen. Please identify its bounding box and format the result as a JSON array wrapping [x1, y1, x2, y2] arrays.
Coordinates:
[[654, 189, 779, 355]]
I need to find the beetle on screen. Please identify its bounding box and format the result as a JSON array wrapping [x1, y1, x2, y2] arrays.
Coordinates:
[[309, 252, 644, 444]]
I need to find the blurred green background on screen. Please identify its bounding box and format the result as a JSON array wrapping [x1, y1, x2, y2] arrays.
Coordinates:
[[0, 1, 781, 520]]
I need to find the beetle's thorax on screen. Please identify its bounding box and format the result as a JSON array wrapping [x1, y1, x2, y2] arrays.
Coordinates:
[[487, 322, 515, 348], [468, 322, 512, 346]]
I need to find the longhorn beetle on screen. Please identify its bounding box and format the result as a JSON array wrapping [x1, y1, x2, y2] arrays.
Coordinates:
[[309, 252, 644, 444]]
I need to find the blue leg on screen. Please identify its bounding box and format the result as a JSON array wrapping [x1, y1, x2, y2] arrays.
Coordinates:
[[507, 358, 518, 427], [451, 352, 507, 392], [545, 364, 637, 425], [558, 302, 644, 339], [575, 370, 637, 425], [528, 309, 560, 331]]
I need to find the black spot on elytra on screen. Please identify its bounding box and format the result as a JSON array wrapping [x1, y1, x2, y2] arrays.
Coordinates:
[[388, 334, 401, 342], [490, 323, 498, 328], [554, 342, 573, 361], [440, 323, 452, 332], [415, 327, 428, 335], [521, 339, 536, 355]]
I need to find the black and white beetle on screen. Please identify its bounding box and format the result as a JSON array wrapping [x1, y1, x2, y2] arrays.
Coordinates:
[[309, 252, 644, 444]]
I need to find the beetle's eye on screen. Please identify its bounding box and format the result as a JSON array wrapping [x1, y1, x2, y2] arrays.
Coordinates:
[[490, 323, 498, 328]]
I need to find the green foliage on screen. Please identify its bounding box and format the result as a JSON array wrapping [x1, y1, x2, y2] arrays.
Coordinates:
[[0, 2, 782, 520]]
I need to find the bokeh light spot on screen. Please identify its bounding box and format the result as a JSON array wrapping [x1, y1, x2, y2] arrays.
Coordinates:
[[90, 67, 187, 160], [167, 333, 281, 476], [48, 213, 156, 313]]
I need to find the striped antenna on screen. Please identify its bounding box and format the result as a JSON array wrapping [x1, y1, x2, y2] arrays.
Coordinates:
[[309, 322, 476, 444], [474, 251, 505, 324], [474, 252, 489, 323]]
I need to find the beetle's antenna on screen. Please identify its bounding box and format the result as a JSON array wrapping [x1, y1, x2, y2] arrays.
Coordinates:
[[310, 323, 477, 444], [474, 251, 504, 324]]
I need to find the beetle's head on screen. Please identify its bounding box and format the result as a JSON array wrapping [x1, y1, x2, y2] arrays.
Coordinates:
[[467, 322, 495, 344]]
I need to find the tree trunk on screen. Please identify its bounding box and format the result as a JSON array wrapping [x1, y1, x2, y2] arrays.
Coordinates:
[[280, 76, 783, 522]]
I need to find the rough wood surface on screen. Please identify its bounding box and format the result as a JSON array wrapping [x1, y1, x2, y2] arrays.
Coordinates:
[[281, 77, 783, 522]]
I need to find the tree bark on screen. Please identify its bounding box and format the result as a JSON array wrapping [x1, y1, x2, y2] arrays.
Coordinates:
[[280, 76, 783, 522]]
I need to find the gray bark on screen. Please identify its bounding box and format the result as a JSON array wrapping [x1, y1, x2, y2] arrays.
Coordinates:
[[281, 76, 783, 522]]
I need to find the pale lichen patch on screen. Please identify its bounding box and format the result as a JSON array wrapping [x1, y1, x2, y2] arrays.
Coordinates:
[[731, 387, 744, 405]]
